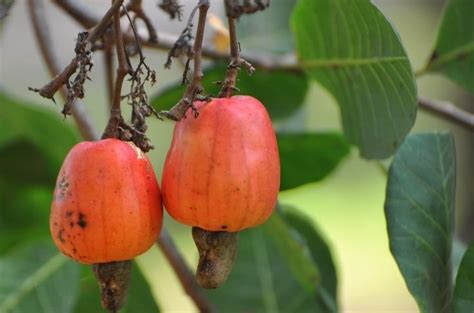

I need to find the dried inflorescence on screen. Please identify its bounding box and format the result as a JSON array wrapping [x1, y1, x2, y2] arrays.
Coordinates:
[[123, 59, 158, 152], [28, 31, 94, 117], [63, 31, 94, 116], [224, 0, 270, 18], [118, 6, 159, 152], [159, 0, 183, 20]]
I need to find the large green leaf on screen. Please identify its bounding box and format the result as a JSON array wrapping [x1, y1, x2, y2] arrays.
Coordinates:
[[0, 91, 79, 169], [278, 132, 350, 190], [0, 242, 81, 313], [0, 92, 78, 253], [384, 132, 455, 313], [0, 140, 53, 253], [206, 213, 329, 312], [74, 262, 160, 313], [151, 64, 309, 121], [292, 0, 417, 159], [423, 0, 474, 94], [0, 183, 52, 253], [282, 207, 338, 312], [454, 243, 474, 313]]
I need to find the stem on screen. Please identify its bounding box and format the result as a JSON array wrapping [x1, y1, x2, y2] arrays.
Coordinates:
[[27, 0, 98, 141], [31, 0, 124, 103], [52, 0, 97, 28], [418, 97, 474, 131], [53, 0, 299, 71], [103, 34, 115, 106], [86, 0, 124, 44], [102, 1, 129, 139], [161, 0, 210, 121], [126, 0, 158, 43], [218, 15, 243, 98], [55, 0, 469, 129], [157, 229, 216, 313]]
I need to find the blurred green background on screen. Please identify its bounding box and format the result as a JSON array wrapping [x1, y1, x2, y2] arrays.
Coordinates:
[[1, 0, 473, 312]]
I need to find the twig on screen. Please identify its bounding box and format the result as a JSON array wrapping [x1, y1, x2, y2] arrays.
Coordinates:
[[30, 0, 124, 105], [52, 0, 474, 130], [103, 33, 115, 105], [27, 0, 98, 141], [160, 0, 210, 121], [157, 229, 215, 313], [52, 0, 298, 71], [126, 0, 158, 43], [418, 97, 474, 131], [218, 13, 254, 98], [52, 0, 97, 28], [102, 1, 130, 139]]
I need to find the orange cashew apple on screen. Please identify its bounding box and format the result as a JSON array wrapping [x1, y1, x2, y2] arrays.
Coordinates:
[[50, 138, 163, 264], [161, 95, 280, 288]]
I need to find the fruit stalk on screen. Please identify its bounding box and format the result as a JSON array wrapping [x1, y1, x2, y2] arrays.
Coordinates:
[[93, 261, 133, 313], [193, 227, 238, 289]]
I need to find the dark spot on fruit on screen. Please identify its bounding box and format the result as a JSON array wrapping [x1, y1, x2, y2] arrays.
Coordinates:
[[57, 229, 66, 243], [66, 210, 73, 218], [221, 225, 228, 230], [77, 212, 87, 229], [69, 221, 74, 228], [73, 248, 77, 254]]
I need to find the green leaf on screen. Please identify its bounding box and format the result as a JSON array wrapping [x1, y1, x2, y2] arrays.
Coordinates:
[[262, 213, 320, 295], [0, 184, 51, 253], [0, 91, 79, 170], [292, 0, 417, 159], [384, 132, 455, 313], [454, 243, 474, 313], [423, 0, 474, 94], [74, 262, 160, 313], [0, 242, 81, 313], [278, 132, 350, 190], [237, 0, 297, 54], [151, 64, 309, 121], [0, 91, 78, 252], [0, 139, 56, 186], [206, 213, 328, 312], [0, 141, 54, 252], [282, 206, 338, 312]]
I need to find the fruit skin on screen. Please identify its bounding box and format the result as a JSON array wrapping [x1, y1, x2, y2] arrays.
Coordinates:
[[162, 95, 280, 232], [50, 139, 163, 264]]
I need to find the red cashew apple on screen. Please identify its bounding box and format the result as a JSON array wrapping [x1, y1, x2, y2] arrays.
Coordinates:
[[162, 95, 280, 231], [50, 138, 163, 264], [161, 95, 280, 288]]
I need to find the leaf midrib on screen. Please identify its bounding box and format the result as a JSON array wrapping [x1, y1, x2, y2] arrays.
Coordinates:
[[427, 42, 474, 72], [300, 56, 407, 68], [0, 253, 67, 313]]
